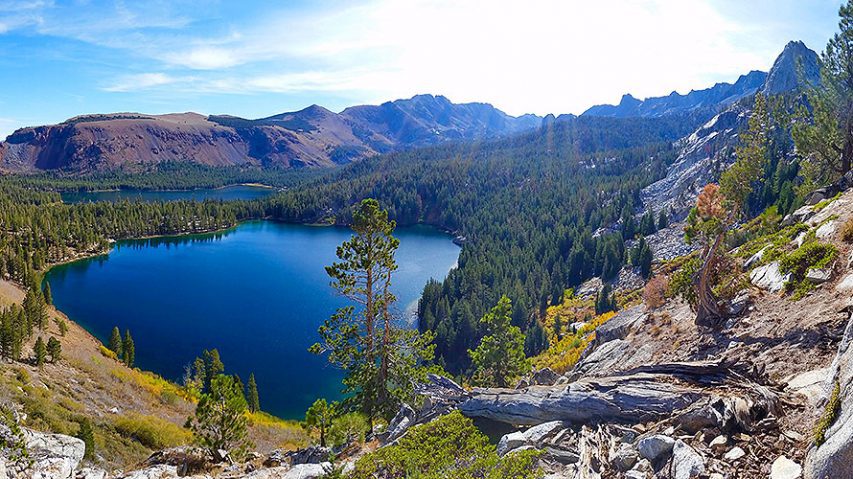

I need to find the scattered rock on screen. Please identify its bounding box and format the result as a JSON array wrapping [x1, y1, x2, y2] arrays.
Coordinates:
[[793, 231, 807, 248], [816, 220, 836, 240], [637, 434, 675, 462], [21, 428, 86, 479], [836, 273, 853, 291], [724, 446, 745, 461], [743, 245, 769, 270], [515, 378, 531, 389], [783, 205, 814, 226], [708, 435, 727, 452], [383, 404, 416, 443], [771, 455, 802, 479], [532, 367, 559, 386], [671, 440, 705, 479], [497, 421, 566, 456], [609, 443, 638, 471], [750, 262, 789, 292], [806, 267, 832, 284], [728, 290, 750, 317], [287, 445, 331, 465]]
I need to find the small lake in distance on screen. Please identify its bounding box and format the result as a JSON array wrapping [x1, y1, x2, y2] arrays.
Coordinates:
[[45, 221, 460, 419], [60, 184, 277, 203]]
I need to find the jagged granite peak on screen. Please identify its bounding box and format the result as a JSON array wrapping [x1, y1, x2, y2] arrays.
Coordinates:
[[582, 70, 766, 119], [762, 40, 821, 95], [0, 95, 542, 172]]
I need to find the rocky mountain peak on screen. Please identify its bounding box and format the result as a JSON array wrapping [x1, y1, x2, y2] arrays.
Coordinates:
[[762, 40, 821, 95]]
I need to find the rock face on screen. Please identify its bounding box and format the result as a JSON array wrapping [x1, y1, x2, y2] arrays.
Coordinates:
[[805, 313, 853, 478], [16, 428, 85, 479], [0, 95, 541, 172]]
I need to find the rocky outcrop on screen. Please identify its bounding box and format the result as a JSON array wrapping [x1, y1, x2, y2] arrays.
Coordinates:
[[0, 423, 86, 479], [805, 311, 853, 478]]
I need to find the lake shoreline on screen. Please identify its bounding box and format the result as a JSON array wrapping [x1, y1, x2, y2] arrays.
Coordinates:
[[44, 220, 461, 419]]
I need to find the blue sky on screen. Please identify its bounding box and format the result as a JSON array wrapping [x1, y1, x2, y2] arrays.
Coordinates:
[[0, 0, 843, 137]]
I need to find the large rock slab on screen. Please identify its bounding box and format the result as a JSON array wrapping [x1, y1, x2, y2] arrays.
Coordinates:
[[750, 262, 789, 292], [22, 428, 86, 479], [460, 374, 709, 426]]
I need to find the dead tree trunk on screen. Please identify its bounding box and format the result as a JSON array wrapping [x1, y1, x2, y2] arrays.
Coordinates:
[[694, 230, 727, 329]]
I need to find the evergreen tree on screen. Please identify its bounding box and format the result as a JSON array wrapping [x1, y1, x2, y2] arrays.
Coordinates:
[[189, 374, 252, 460], [42, 281, 52, 306], [523, 320, 548, 357], [55, 318, 68, 337], [109, 326, 123, 358], [247, 373, 260, 413], [312, 199, 434, 423], [202, 349, 224, 392], [658, 209, 668, 230], [34, 336, 46, 368], [76, 418, 95, 460], [794, 1, 853, 187], [303, 398, 335, 447], [469, 296, 529, 388], [233, 374, 245, 401], [595, 285, 615, 315], [47, 336, 61, 363], [123, 330, 135, 368]]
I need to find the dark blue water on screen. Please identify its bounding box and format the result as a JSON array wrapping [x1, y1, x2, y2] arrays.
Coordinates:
[[60, 185, 276, 203], [45, 221, 459, 419]]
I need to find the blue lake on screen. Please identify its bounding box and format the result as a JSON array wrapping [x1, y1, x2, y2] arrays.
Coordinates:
[[60, 185, 277, 203], [45, 221, 459, 419]]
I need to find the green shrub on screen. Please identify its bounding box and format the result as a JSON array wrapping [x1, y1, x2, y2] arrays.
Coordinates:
[[113, 413, 191, 449], [328, 412, 368, 448], [779, 241, 837, 300], [667, 256, 701, 307], [348, 411, 541, 479], [814, 381, 842, 446], [779, 242, 837, 281]]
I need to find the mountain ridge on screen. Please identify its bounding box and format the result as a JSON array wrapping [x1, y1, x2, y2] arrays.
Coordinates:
[[582, 40, 820, 119], [0, 95, 541, 172]]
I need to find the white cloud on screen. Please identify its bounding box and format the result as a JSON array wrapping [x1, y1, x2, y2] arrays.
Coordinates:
[[103, 73, 183, 92]]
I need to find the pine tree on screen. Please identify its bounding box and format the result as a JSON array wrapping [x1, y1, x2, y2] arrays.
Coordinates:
[[202, 349, 224, 392], [189, 374, 252, 459], [76, 418, 95, 460], [595, 285, 615, 315], [658, 209, 669, 230], [47, 336, 61, 363], [233, 374, 245, 400], [34, 336, 46, 368], [303, 398, 335, 447], [311, 199, 434, 423], [123, 330, 135, 368], [109, 326, 123, 358], [469, 296, 529, 388], [247, 373, 260, 413], [42, 281, 52, 306], [793, 1, 853, 187]]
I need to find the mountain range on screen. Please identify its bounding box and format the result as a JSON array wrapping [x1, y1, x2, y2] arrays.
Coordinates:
[[0, 41, 820, 173]]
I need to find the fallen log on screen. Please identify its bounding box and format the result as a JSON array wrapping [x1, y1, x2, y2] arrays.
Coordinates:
[[455, 359, 781, 429]]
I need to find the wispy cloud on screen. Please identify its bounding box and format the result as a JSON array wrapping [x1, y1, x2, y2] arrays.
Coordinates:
[[103, 72, 186, 92]]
